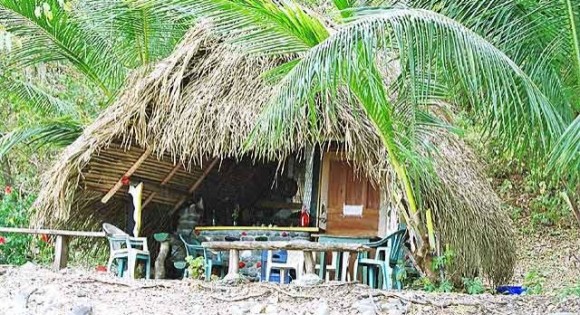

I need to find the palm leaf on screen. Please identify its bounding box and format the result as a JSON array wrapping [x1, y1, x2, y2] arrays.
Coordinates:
[[253, 8, 565, 164], [0, 119, 83, 158], [73, 0, 189, 68], [148, 0, 330, 55], [548, 115, 580, 184], [0, 0, 126, 95], [0, 72, 76, 116]]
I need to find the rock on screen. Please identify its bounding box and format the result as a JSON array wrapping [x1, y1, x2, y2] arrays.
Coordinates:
[[293, 274, 323, 286], [250, 303, 266, 314], [70, 305, 93, 315], [352, 298, 376, 314], [264, 304, 278, 313], [229, 305, 248, 315], [315, 301, 330, 315], [19, 262, 37, 272]]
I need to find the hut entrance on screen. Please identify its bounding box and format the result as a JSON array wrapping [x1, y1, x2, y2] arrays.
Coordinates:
[[188, 156, 306, 229], [318, 152, 380, 237]]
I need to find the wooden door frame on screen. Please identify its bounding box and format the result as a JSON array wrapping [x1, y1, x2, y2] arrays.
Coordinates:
[[316, 151, 381, 235]]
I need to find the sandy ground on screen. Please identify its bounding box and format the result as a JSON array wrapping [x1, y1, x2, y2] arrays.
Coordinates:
[[1, 264, 579, 315]]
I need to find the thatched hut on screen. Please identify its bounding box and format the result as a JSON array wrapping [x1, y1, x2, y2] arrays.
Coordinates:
[[33, 26, 515, 283]]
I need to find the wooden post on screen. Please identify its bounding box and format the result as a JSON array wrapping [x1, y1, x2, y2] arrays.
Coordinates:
[[53, 235, 69, 271]]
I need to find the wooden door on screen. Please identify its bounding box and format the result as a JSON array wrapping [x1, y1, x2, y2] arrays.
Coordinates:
[[318, 153, 380, 236]]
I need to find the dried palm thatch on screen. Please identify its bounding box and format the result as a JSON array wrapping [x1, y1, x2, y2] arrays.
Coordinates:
[[33, 25, 515, 284]]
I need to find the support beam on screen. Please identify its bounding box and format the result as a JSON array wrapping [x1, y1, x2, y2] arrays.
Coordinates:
[[101, 147, 153, 204], [53, 235, 69, 271], [172, 158, 219, 212], [142, 163, 182, 208]]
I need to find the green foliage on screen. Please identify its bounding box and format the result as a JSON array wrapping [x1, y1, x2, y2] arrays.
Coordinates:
[[185, 255, 205, 280], [462, 277, 485, 295], [560, 283, 580, 297], [0, 188, 52, 265], [523, 269, 545, 295]]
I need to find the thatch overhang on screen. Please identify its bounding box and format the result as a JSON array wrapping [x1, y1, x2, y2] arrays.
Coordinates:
[[33, 25, 515, 283]]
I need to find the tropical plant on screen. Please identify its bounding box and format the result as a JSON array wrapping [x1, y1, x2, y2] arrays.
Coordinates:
[[0, 0, 192, 154]]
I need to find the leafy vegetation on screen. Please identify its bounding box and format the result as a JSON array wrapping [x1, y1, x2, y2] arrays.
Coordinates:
[[185, 255, 205, 280], [0, 187, 52, 265], [523, 269, 545, 295]]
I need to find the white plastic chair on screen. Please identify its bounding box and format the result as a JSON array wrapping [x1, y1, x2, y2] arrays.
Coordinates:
[[315, 252, 351, 281], [103, 223, 151, 279], [265, 250, 304, 283]]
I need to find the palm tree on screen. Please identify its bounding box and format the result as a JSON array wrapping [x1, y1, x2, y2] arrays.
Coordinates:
[[164, 0, 571, 269], [0, 0, 191, 154]]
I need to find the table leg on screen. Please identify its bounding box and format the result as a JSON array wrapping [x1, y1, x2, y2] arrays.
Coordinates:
[[318, 251, 327, 279], [223, 249, 242, 281], [294, 250, 323, 286]]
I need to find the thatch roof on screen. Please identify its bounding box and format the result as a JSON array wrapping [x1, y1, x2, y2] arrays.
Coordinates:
[[33, 25, 515, 283]]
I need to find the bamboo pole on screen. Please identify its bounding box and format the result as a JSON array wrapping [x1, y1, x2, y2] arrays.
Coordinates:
[[101, 147, 153, 204]]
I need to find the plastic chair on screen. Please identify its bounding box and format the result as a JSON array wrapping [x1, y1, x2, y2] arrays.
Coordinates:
[[178, 234, 225, 280], [265, 250, 304, 283], [315, 252, 351, 281], [355, 228, 407, 290], [103, 223, 151, 279]]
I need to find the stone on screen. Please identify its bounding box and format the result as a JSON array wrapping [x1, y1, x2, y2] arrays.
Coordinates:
[[20, 262, 37, 271], [315, 301, 330, 315], [250, 303, 266, 314], [264, 304, 278, 313], [352, 299, 376, 314], [70, 305, 93, 315]]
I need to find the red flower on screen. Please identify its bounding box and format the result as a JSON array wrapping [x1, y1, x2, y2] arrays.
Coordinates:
[[4, 186, 12, 194], [40, 234, 50, 243], [0, 236, 5, 245], [241, 232, 247, 236], [95, 265, 107, 272], [238, 262, 246, 269], [121, 176, 130, 186], [256, 262, 261, 268]]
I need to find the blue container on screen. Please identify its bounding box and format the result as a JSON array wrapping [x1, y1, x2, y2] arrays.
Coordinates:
[[496, 285, 526, 295], [260, 250, 291, 283]]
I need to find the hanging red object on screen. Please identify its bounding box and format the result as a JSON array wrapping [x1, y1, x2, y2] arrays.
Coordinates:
[[299, 205, 310, 227], [121, 176, 131, 186]]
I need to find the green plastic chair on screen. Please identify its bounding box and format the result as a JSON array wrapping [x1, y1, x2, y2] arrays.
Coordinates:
[[355, 228, 407, 290], [176, 234, 225, 280]]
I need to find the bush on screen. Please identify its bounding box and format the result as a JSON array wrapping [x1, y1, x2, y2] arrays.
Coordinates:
[[0, 187, 53, 265], [463, 277, 486, 294], [185, 255, 205, 279]]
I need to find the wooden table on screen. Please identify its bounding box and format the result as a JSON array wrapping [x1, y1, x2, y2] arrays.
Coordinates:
[[202, 240, 370, 282], [313, 235, 372, 281]]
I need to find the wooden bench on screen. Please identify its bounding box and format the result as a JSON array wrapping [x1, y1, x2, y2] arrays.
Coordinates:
[[0, 227, 105, 271], [203, 240, 370, 282]]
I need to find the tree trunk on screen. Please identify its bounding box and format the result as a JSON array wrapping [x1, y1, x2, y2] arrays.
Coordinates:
[[155, 240, 170, 279]]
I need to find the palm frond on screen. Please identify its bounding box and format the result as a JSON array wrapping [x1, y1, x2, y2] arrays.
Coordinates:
[[253, 8, 565, 165], [148, 0, 330, 55], [548, 116, 580, 184], [0, 119, 83, 159], [0, 0, 126, 95], [73, 0, 189, 68], [0, 72, 76, 116]]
